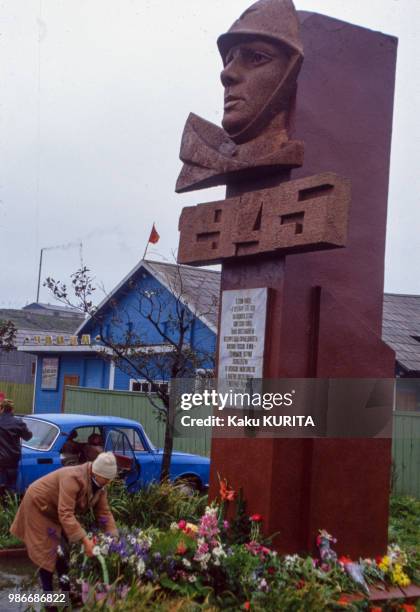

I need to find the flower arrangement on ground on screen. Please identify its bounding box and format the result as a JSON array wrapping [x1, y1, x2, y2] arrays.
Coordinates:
[[67, 478, 419, 611]]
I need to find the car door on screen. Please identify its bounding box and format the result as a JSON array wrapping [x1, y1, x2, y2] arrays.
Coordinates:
[[104, 428, 141, 491], [18, 419, 63, 491], [116, 426, 160, 486]]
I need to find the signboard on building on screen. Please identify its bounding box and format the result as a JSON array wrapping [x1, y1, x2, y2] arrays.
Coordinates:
[[23, 334, 91, 347], [218, 288, 268, 392], [41, 357, 59, 390]]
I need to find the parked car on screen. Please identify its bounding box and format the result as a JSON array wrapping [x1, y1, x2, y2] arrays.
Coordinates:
[[16, 413, 209, 493]]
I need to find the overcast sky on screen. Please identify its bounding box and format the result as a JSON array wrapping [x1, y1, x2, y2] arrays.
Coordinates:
[[1, 0, 419, 308]]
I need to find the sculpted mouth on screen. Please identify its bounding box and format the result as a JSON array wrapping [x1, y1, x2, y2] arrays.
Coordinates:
[[224, 95, 244, 110]]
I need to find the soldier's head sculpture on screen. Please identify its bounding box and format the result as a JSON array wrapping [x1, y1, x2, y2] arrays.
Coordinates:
[[218, 0, 304, 144], [176, 0, 304, 193]]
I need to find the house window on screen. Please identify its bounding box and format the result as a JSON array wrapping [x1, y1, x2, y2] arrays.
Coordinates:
[[194, 369, 215, 393], [129, 379, 169, 395]]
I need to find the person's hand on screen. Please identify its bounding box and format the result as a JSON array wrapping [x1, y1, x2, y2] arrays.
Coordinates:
[[82, 536, 95, 557]]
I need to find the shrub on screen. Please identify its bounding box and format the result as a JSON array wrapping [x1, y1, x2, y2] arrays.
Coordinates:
[[107, 480, 208, 530]]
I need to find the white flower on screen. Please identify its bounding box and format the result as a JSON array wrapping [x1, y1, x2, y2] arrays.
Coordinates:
[[284, 554, 299, 569], [170, 522, 179, 532], [204, 506, 218, 518], [212, 546, 226, 559], [101, 545, 109, 556], [56, 545, 64, 557], [182, 559, 192, 569], [136, 559, 146, 576], [199, 553, 211, 570], [188, 575, 197, 583], [92, 546, 101, 556]]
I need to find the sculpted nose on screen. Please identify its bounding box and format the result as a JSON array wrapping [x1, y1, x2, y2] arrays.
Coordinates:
[[220, 61, 241, 87]]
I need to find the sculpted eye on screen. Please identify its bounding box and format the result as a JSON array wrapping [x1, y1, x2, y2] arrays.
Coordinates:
[[243, 49, 272, 66], [253, 52, 269, 63]]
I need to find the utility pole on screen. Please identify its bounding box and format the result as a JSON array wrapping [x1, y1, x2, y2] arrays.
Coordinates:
[[36, 248, 44, 303]]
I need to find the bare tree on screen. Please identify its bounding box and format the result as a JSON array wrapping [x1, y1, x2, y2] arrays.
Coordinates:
[[45, 264, 217, 481], [0, 320, 17, 352]]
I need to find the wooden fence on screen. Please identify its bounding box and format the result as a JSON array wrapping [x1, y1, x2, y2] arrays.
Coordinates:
[[0, 381, 33, 413], [392, 411, 420, 498], [64, 387, 420, 496], [64, 386, 211, 457]]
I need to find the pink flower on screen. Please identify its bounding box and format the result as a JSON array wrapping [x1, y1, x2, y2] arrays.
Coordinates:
[[197, 541, 209, 555], [178, 520, 187, 530]]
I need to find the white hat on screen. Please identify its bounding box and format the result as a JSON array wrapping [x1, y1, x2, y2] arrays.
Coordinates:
[[92, 452, 117, 480]]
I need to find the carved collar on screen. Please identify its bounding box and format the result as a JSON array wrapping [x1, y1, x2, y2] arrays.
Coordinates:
[[176, 113, 304, 193]]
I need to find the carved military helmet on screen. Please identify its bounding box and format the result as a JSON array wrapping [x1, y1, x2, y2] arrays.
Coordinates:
[[217, 0, 304, 142]]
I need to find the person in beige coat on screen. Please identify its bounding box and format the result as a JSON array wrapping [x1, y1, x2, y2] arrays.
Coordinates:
[[11, 452, 118, 599]]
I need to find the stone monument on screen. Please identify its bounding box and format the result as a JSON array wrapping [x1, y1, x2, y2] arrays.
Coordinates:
[[176, 0, 397, 557]]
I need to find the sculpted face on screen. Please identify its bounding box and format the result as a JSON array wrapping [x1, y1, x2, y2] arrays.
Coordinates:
[[220, 38, 290, 140]]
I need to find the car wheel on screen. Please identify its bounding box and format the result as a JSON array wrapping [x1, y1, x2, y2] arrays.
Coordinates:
[[176, 477, 201, 496]]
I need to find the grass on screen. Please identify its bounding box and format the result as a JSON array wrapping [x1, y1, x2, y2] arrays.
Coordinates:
[[0, 492, 22, 549], [388, 495, 420, 583]]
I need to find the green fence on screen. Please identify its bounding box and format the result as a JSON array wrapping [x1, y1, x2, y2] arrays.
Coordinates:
[[64, 386, 211, 457], [0, 381, 33, 413], [64, 388, 420, 496], [392, 411, 420, 498]]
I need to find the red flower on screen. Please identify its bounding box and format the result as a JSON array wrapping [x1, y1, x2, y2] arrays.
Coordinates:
[[178, 520, 187, 530], [219, 477, 236, 502], [339, 555, 352, 565], [337, 595, 352, 606], [400, 605, 416, 612], [296, 580, 305, 590], [243, 602, 251, 610], [369, 607, 383, 612], [250, 514, 263, 522], [176, 540, 187, 555], [267, 566, 276, 575]]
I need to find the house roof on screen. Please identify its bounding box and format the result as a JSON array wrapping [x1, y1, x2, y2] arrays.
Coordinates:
[[145, 261, 220, 330], [0, 308, 84, 342], [23, 302, 83, 316], [77, 259, 221, 335], [382, 293, 420, 373]]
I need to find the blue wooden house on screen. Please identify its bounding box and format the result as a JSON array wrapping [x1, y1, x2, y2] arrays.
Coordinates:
[[20, 260, 219, 413]]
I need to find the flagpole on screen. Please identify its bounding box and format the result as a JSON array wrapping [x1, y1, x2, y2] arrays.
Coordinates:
[[143, 222, 155, 260]]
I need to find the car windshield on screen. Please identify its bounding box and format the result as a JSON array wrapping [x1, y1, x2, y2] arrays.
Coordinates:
[[22, 418, 59, 451]]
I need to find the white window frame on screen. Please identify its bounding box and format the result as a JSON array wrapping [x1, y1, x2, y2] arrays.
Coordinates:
[[129, 378, 169, 394]]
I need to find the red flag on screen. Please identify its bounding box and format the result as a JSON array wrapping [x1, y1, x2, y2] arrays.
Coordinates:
[[148, 224, 160, 244]]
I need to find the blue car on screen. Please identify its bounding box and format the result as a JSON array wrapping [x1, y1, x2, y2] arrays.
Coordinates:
[[17, 413, 209, 493]]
